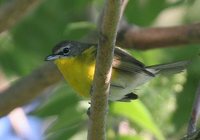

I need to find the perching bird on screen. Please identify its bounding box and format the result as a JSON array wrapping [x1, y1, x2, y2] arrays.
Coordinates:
[[45, 40, 188, 101]]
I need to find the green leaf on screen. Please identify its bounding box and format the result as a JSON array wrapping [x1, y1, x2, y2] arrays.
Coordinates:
[[46, 121, 82, 140], [35, 84, 87, 140], [116, 135, 143, 140], [125, 0, 166, 25], [110, 100, 165, 140], [34, 84, 80, 117]]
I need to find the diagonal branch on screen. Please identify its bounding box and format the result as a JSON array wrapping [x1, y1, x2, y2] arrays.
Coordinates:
[[87, 0, 126, 139], [117, 23, 200, 50], [0, 63, 62, 117], [0, 0, 40, 33]]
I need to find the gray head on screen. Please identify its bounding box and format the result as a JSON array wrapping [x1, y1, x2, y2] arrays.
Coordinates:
[[45, 40, 94, 61]]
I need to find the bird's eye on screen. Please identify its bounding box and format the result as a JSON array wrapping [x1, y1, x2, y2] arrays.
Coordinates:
[[63, 47, 70, 55]]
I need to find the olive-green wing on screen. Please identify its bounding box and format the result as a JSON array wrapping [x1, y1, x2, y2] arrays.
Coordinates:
[[114, 47, 145, 67], [113, 47, 154, 76]]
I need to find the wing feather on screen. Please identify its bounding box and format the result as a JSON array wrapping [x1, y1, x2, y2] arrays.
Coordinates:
[[113, 47, 155, 76]]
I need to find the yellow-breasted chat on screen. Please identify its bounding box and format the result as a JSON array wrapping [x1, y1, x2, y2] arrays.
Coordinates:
[[45, 40, 188, 101]]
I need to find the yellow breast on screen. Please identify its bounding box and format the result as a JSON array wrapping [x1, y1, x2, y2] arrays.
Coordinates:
[[54, 57, 95, 97]]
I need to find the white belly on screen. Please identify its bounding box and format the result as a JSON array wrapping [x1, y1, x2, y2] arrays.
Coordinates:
[[109, 72, 153, 101]]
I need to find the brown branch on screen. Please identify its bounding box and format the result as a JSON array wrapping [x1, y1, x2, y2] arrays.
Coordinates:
[[117, 23, 200, 50], [87, 0, 124, 139], [0, 0, 40, 33], [0, 63, 62, 117]]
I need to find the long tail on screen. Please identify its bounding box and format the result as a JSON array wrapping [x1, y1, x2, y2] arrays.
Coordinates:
[[146, 60, 189, 75]]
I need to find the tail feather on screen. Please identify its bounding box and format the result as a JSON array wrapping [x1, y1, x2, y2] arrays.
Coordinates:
[[146, 60, 189, 75]]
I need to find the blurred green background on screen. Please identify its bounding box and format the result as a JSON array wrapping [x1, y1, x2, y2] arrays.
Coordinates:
[[0, 0, 200, 140]]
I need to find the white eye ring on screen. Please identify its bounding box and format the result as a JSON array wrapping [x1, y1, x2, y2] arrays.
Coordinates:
[[63, 47, 70, 55]]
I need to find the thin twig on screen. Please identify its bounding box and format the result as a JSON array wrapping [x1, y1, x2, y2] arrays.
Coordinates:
[[187, 82, 200, 135], [182, 129, 200, 140], [87, 0, 125, 139]]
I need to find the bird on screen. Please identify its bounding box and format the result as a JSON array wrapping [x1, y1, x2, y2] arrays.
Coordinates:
[[45, 40, 188, 102]]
